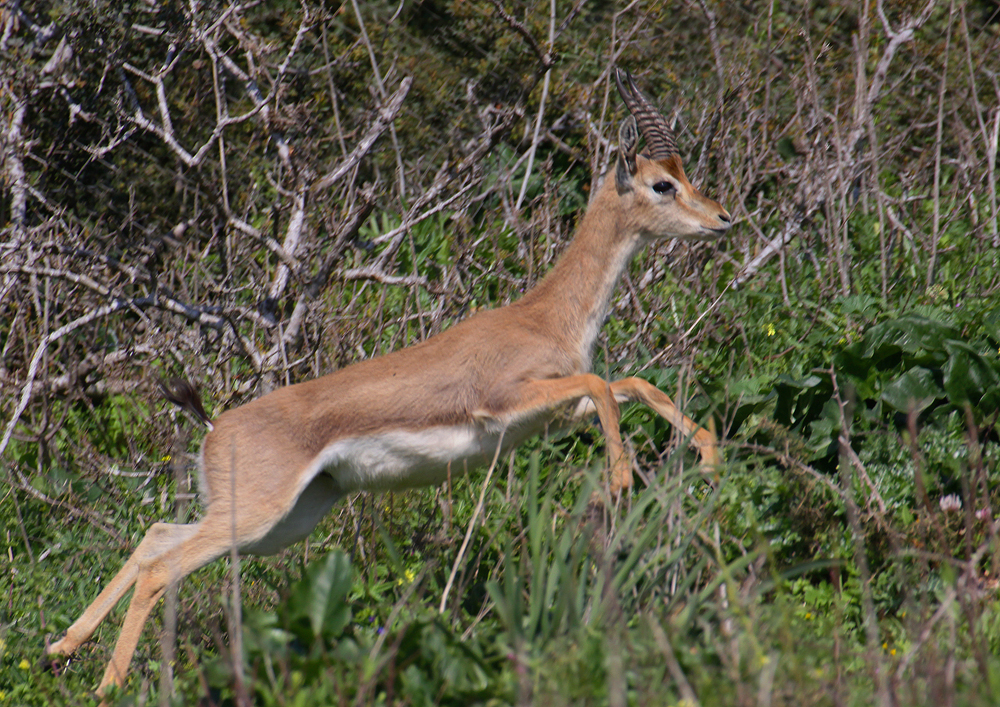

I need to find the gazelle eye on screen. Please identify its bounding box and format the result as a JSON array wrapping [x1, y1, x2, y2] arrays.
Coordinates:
[[652, 181, 675, 195]]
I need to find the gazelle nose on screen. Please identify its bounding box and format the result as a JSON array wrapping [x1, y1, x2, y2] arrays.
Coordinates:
[[717, 211, 732, 228]]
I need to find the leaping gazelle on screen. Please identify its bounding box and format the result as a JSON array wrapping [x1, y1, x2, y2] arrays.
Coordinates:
[[46, 68, 732, 696]]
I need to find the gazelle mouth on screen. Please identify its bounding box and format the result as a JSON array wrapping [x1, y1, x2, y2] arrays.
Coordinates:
[[698, 225, 731, 238]]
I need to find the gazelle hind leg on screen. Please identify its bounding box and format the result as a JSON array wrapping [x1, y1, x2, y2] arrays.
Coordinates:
[[47, 523, 201, 659], [94, 514, 239, 696]]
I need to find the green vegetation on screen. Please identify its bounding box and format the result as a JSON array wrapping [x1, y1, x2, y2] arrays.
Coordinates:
[[3, 0, 1000, 705]]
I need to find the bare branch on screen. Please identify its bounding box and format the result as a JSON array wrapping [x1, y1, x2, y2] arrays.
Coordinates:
[[487, 0, 553, 70], [734, 0, 939, 288], [340, 266, 447, 295], [514, 0, 556, 213], [229, 218, 301, 268], [267, 189, 308, 302], [123, 83, 267, 168], [854, 0, 939, 148], [8, 465, 125, 543], [733, 219, 803, 286], [2, 89, 28, 242], [1, 299, 137, 460], [349, 0, 407, 199], [312, 76, 413, 192], [369, 182, 478, 248], [267, 187, 379, 366], [275, 7, 312, 80], [373, 107, 517, 267]]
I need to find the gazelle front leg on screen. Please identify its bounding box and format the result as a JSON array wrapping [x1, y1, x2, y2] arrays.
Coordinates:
[[608, 377, 719, 468], [501, 374, 632, 494], [569, 375, 720, 491]]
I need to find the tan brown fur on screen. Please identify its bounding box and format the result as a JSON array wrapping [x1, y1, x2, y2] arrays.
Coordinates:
[[46, 68, 732, 699]]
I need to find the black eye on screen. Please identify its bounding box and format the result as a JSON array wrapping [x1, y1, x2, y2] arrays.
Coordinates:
[[652, 181, 676, 195]]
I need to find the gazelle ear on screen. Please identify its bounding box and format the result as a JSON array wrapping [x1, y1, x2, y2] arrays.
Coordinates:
[[616, 116, 638, 195]]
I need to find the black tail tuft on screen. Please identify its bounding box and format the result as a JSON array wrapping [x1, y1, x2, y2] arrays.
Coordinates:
[[159, 377, 213, 428]]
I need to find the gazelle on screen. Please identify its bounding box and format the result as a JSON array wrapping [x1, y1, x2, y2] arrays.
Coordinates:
[[46, 68, 731, 696]]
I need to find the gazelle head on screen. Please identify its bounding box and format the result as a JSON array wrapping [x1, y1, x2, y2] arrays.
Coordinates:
[[614, 68, 731, 242]]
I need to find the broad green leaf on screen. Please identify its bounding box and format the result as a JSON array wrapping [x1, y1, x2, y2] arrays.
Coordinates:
[[849, 315, 958, 362], [302, 551, 353, 640], [838, 294, 880, 317], [807, 398, 841, 456], [983, 310, 1000, 344], [943, 340, 1000, 406], [880, 367, 943, 413]]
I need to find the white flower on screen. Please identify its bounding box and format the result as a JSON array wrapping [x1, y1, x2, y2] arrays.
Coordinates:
[[939, 494, 962, 513]]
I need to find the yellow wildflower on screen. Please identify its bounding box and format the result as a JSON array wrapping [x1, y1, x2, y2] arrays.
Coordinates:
[[397, 568, 416, 586]]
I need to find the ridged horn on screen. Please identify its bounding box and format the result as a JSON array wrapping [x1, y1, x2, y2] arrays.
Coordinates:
[[614, 67, 678, 160]]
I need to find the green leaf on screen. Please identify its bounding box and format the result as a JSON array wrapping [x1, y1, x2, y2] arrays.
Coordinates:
[[295, 550, 353, 641], [849, 315, 957, 362], [942, 340, 1000, 407], [880, 367, 943, 413], [838, 294, 880, 318], [982, 310, 1000, 344], [805, 399, 837, 453]]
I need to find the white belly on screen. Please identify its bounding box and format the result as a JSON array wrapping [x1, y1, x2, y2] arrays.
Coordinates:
[[242, 420, 549, 556], [244, 473, 342, 555], [320, 425, 511, 492]]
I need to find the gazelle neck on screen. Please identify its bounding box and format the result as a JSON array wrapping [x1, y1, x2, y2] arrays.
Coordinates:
[[518, 176, 642, 373]]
